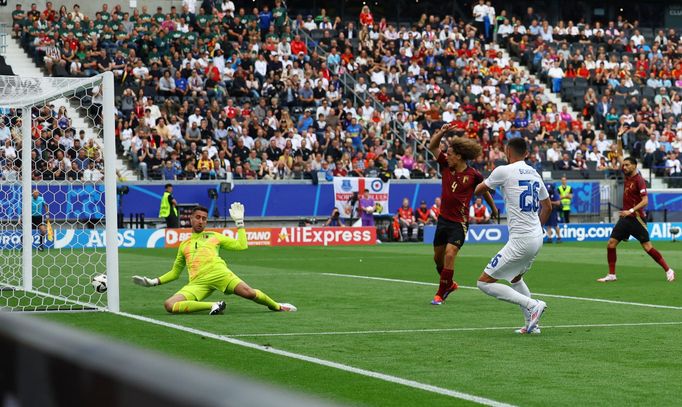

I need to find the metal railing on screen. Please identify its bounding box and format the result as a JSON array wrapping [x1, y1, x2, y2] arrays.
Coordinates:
[[294, 27, 436, 170], [0, 23, 8, 56]]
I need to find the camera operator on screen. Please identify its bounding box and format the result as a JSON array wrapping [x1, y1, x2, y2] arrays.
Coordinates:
[[325, 208, 346, 227]]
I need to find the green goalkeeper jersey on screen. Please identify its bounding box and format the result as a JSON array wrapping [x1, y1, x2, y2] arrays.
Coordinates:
[[159, 229, 247, 283]]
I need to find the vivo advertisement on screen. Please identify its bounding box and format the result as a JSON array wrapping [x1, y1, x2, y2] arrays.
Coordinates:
[[423, 223, 682, 244]]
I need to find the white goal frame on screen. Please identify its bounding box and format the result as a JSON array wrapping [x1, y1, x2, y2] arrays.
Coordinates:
[[1, 72, 119, 312]]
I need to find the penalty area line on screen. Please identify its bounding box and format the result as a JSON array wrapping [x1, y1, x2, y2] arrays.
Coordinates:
[[115, 311, 516, 407], [323, 273, 682, 311], [229, 321, 682, 338]]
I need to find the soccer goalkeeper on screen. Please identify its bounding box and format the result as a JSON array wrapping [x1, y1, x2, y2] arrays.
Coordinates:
[[133, 203, 297, 315]]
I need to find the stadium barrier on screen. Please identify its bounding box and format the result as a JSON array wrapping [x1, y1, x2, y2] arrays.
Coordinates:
[[0, 312, 342, 407], [0, 227, 377, 249], [0, 180, 611, 220], [423, 223, 682, 244]]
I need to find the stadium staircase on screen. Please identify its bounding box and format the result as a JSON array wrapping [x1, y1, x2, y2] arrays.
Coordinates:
[[498, 46, 660, 187], [295, 28, 439, 169], [3, 37, 135, 179]]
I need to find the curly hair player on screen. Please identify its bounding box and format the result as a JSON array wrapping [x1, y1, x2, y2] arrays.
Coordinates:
[[427, 124, 498, 305]]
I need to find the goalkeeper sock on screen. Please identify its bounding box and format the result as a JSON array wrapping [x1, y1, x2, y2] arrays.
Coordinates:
[[646, 248, 670, 271], [253, 289, 280, 311], [477, 281, 535, 309], [607, 247, 617, 274], [511, 279, 532, 324], [172, 301, 214, 313], [436, 268, 454, 297]]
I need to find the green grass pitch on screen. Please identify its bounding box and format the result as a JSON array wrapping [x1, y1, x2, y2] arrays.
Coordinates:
[[35, 242, 682, 406]]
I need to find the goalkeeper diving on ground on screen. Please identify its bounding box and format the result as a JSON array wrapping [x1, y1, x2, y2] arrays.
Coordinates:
[[133, 203, 297, 315]]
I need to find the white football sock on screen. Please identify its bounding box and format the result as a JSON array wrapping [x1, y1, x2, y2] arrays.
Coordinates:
[[477, 281, 536, 309], [511, 279, 532, 324]]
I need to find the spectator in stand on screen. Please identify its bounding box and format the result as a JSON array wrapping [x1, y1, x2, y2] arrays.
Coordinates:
[[397, 197, 416, 242], [325, 208, 346, 227], [359, 6, 373, 27], [415, 200, 432, 241], [469, 197, 491, 224]]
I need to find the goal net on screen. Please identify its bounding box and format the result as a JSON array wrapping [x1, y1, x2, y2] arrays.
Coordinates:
[[0, 72, 119, 312]]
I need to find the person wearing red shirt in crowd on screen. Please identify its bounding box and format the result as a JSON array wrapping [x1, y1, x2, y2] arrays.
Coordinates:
[[290, 35, 307, 56], [598, 133, 675, 283], [427, 125, 497, 305], [469, 197, 491, 224], [359, 5, 374, 27], [42, 1, 57, 23], [396, 198, 416, 242], [415, 200, 433, 241]]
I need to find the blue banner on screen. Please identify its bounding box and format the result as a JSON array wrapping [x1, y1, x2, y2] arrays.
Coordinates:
[[0, 231, 53, 249], [117, 181, 603, 219], [52, 229, 166, 249], [0, 184, 105, 221], [424, 222, 682, 244], [0, 181, 607, 222], [648, 192, 682, 212]]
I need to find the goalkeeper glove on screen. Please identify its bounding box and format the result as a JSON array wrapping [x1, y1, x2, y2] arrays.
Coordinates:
[[229, 202, 245, 228], [132, 275, 159, 287]]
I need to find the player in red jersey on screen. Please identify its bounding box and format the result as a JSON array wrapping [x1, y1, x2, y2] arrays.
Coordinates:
[[597, 131, 675, 282], [428, 125, 498, 305]]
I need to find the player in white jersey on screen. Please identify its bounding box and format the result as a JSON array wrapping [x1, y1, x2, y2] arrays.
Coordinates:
[[473, 138, 553, 334]]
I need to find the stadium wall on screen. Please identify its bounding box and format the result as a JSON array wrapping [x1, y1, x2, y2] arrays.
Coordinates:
[[0, 180, 612, 221]]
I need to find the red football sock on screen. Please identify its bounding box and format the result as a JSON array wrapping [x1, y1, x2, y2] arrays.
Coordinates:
[[646, 248, 670, 271], [607, 247, 616, 275], [437, 268, 454, 297]]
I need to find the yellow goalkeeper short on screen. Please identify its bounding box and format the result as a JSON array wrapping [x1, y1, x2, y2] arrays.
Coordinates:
[[176, 267, 243, 301]]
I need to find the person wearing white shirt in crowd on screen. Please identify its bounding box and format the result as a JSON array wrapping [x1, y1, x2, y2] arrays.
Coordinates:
[[442, 106, 456, 123], [187, 108, 204, 128], [83, 162, 104, 182], [644, 133, 660, 156], [666, 152, 681, 176], [497, 19, 513, 38], [221, 0, 235, 17], [546, 142, 561, 163], [394, 160, 410, 179], [595, 132, 612, 153], [586, 148, 603, 163], [354, 77, 368, 94], [0, 121, 10, 144], [630, 30, 645, 47], [473, 0, 488, 34], [673, 134, 682, 152], [547, 61, 564, 93], [182, 0, 197, 14], [1, 139, 17, 161]]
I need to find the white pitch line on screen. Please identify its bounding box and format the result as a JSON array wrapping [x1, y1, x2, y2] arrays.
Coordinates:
[[229, 321, 682, 338], [323, 273, 682, 311], [115, 311, 516, 407]]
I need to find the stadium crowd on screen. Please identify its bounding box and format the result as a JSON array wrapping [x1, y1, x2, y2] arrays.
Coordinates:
[[0, 1, 681, 183]]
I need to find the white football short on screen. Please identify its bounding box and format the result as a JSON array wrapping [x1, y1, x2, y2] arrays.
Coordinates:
[[484, 234, 543, 282]]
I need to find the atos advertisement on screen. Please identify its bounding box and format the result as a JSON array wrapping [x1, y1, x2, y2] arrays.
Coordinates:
[[164, 227, 377, 247]]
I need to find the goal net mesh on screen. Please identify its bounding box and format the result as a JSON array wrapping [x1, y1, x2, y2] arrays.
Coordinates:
[[0, 74, 116, 312]]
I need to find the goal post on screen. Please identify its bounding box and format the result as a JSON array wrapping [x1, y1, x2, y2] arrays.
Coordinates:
[[0, 72, 119, 312]]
